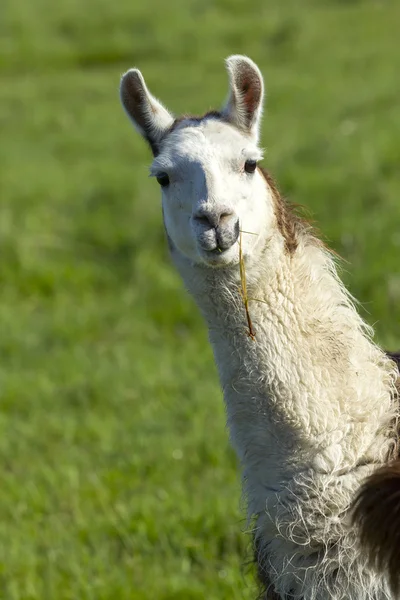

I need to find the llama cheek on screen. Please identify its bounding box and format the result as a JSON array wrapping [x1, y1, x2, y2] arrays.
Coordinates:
[[164, 210, 195, 258]]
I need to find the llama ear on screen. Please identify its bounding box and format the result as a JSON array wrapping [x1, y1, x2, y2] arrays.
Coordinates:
[[222, 55, 264, 142], [120, 69, 174, 156]]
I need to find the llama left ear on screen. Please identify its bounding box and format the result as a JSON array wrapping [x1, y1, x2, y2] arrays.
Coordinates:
[[120, 68, 174, 156], [222, 55, 264, 142]]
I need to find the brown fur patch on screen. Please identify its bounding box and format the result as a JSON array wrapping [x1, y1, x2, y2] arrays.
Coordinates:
[[352, 460, 400, 596], [258, 167, 309, 255]]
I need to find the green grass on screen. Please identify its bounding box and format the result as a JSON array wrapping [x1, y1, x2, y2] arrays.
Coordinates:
[[1, 0, 400, 597]]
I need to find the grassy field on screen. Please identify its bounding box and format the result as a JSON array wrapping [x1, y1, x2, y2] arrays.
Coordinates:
[[1, 0, 400, 598]]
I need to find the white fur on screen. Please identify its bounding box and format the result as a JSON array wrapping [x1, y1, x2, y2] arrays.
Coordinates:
[[120, 56, 399, 599]]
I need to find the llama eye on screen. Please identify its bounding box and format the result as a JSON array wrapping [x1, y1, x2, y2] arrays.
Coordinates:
[[156, 172, 170, 187], [244, 160, 257, 174]]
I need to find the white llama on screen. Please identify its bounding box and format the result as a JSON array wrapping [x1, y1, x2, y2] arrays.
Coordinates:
[[120, 56, 400, 599]]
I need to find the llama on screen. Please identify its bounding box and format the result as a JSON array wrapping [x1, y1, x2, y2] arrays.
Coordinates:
[[120, 56, 400, 599]]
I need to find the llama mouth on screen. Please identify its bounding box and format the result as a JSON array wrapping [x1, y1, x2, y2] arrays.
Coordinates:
[[210, 245, 227, 255], [205, 243, 235, 258], [199, 243, 238, 267]]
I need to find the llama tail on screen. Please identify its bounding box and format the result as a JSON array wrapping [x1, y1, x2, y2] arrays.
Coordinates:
[[352, 460, 400, 596]]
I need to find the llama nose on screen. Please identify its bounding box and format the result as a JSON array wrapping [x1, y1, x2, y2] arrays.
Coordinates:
[[193, 207, 234, 229]]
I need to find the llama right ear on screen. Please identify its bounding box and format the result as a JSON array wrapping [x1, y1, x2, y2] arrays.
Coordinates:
[[221, 55, 264, 143], [120, 69, 174, 156]]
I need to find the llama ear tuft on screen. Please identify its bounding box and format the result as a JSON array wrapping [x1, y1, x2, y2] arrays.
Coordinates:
[[120, 69, 174, 156], [222, 55, 264, 142]]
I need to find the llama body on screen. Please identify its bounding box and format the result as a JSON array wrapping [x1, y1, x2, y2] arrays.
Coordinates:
[[173, 227, 396, 599], [120, 56, 399, 599]]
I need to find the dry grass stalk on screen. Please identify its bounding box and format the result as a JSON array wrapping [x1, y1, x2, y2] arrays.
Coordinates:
[[239, 229, 256, 341]]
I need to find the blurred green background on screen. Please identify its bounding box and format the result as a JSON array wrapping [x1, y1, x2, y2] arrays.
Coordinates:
[[1, 0, 399, 598]]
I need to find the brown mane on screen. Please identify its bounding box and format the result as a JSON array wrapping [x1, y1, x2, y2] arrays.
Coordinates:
[[258, 167, 312, 255]]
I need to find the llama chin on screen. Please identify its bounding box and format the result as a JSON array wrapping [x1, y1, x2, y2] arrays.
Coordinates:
[[120, 55, 400, 600]]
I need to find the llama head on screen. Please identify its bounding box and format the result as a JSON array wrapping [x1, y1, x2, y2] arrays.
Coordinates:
[[120, 56, 279, 268]]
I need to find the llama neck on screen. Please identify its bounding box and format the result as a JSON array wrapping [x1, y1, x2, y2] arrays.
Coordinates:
[[173, 237, 396, 507]]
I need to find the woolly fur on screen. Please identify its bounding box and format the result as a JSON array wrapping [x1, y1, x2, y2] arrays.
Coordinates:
[[175, 233, 398, 600]]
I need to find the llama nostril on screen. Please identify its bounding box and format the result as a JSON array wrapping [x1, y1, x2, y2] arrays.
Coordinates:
[[219, 212, 234, 226], [195, 215, 212, 226], [214, 216, 240, 252], [193, 211, 219, 228]]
